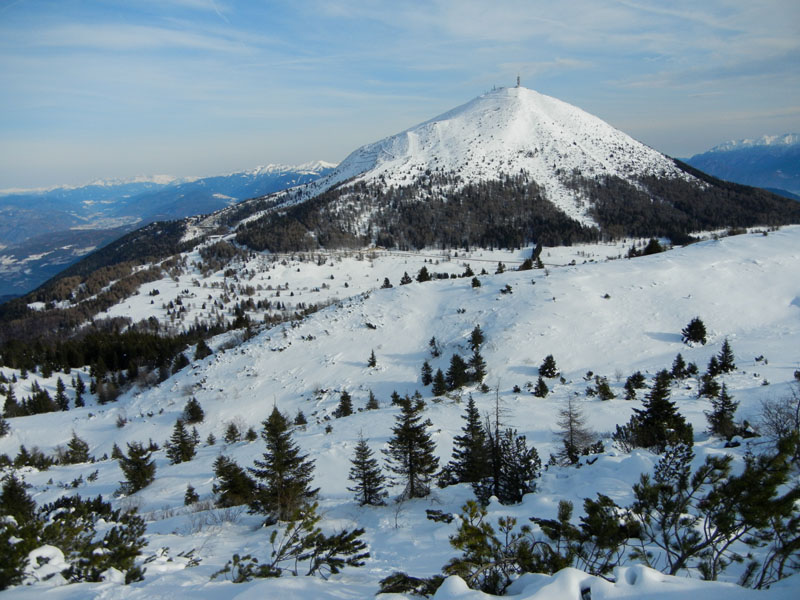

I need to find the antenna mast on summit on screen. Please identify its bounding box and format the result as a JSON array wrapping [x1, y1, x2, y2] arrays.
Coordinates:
[[516, 75, 520, 88]]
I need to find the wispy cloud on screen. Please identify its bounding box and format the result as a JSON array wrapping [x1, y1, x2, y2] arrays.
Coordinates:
[[16, 23, 248, 53], [0, 0, 798, 187]]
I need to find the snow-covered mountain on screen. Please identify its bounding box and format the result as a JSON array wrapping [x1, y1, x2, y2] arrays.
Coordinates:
[[228, 87, 798, 255], [303, 86, 689, 223], [685, 133, 800, 196]]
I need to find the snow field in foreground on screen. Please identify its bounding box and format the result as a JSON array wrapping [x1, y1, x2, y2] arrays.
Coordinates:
[[2, 226, 800, 599]]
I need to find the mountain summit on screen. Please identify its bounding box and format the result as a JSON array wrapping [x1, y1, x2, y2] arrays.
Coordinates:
[[303, 86, 687, 224], [235, 87, 799, 252]]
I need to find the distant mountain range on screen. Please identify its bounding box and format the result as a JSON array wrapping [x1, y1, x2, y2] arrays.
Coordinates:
[[0, 162, 335, 298], [684, 134, 800, 198], [4, 87, 800, 324]]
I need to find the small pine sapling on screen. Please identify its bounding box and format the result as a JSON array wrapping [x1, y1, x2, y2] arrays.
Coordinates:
[[333, 391, 353, 418], [539, 355, 559, 378], [421, 361, 433, 386], [717, 338, 736, 373], [432, 369, 447, 396], [184, 484, 199, 505], [706, 383, 739, 440], [533, 376, 549, 398], [681, 317, 707, 345], [348, 435, 387, 506]]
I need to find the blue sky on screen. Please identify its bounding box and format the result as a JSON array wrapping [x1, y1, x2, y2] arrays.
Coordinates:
[[1, 0, 798, 189]]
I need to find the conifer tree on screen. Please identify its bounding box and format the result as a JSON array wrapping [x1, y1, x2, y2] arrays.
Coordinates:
[[469, 349, 487, 383], [381, 277, 393, 289], [365, 390, 379, 410], [533, 376, 549, 398], [383, 398, 439, 499], [707, 355, 721, 377], [64, 432, 91, 464], [55, 377, 69, 411], [623, 378, 637, 401], [421, 360, 433, 386], [682, 317, 707, 345], [0, 415, 8, 437], [294, 410, 307, 426], [3, 385, 20, 418], [213, 455, 257, 507], [348, 435, 387, 506], [707, 384, 739, 440], [367, 350, 377, 368], [595, 376, 615, 401], [224, 421, 241, 443], [539, 355, 559, 378], [400, 272, 413, 285], [432, 369, 448, 396], [442, 395, 488, 485], [671, 353, 688, 379], [118, 441, 156, 494], [165, 419, 197, 464], [699, 373, 721, 399], [416, 266, 431, 282], [183, 397, 205, 424], [518, 257, 534, 271], [111, 442, 124, 460], [469, 325, 485, 352], [249, 407, 318, 521], [0, 475, 38, 590], [333, 390, 353, 418], [474, 425, 541, 505], [245, 427, 258, 442], [0, 473, 36, 523], [717, 338, 736, 373], [195, 339, 213, 360], [631, 370, 693, 452], [471, 276, 481, 288], [429, 336, 441, 357], [184, 484, 199, 505], [206, 433, 216, 445], [73, 374, 86, 407], [446, 354, 469, 390]]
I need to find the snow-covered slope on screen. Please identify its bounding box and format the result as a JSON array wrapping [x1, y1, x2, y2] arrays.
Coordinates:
[[2, 227, 799, 599], [299, 86, 692, 224]]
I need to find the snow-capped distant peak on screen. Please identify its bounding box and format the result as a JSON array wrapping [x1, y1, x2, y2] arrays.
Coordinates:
[[709, 133, 800, 152], [0, 175, 190, 196], [244, 161, 337, 177], [87, 174, 187, 187], [296, 86, 692, 225]]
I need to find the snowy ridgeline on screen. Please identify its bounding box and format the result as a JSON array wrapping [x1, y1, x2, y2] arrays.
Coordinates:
[[296, 86, 693, 225], [1, 226, 800, 599]]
